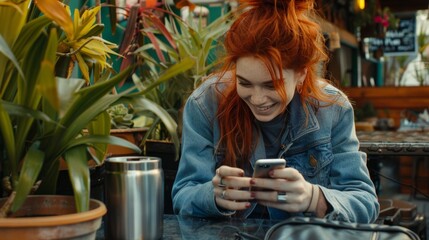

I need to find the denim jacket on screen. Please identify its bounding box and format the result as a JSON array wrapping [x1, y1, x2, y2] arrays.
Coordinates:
[[172, 76, 380, 223]]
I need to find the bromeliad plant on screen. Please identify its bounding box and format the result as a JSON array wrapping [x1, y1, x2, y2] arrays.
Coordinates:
[[0, 0, 193, 216]]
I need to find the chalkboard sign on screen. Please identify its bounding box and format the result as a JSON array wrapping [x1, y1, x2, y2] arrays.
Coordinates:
[[367, 14, 417, 56]]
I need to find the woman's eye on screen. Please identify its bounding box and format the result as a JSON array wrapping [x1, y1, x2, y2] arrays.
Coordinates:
[[265, 84, 275, 90], [238, 81, 252, 87]]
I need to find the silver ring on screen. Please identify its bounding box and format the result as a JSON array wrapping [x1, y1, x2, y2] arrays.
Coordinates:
[[220, 190, 226, 199], [277, 192, 287, 203], [218, 177, 226, 187]]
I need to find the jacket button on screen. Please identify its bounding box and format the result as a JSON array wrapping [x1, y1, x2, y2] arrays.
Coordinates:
[[309, 155, 317, 168]]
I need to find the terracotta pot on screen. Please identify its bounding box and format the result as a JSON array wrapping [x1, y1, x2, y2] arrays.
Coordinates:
[[81, 127, 148, 158], [108, 127, 147, 156], [0, 195, 106, 240]]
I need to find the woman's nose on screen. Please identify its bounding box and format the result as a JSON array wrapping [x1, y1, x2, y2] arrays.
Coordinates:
[[250, 89, 267, 105]]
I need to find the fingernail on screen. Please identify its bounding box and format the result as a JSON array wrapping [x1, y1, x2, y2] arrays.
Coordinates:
[[250, 192, 256, 198], [250, 179, 256, 185], [239, 171, 244, 177], [245, 202, 251, 208], [269, 170, 274, 177]]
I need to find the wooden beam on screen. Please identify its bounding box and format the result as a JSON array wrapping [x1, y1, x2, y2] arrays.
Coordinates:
[[342, 87, 429, 128], [342, 86, 429, 99], [380, 0, 427, 13]]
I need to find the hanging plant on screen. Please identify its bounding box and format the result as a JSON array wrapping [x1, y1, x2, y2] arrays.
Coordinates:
[[354, 0, 399, 38]]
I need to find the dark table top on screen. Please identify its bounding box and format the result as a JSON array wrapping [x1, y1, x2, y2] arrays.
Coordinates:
[[357, 131, 429, 143], [357, 131, 429, 156], [97, 214, 278, 240], [162, 215, 276, 240]]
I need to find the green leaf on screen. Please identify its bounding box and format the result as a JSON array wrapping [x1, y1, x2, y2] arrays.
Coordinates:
[[128, 96, 180, 160], [63, 146, 90, 212], [0, 101, 17, 179], [12, 16, 51, 61], [11, 142, 45, 213], [0, 35, 25, 79], [1, 100, 58, 181], [61, 67, 132, 124], [75, 52, 90, 81], [0, 0, 30, 57], [68, 135, 141, 154], [56, 94, 120, 153], [53, 80, 123, 150], [56, 77, 86, 117], [36, 28, 59, 110], [86, 111, 112, 164], [80, 24, 105, 39], [18, 33, 47, 107], [1, 100, 57, 123], [132, 57, 195, 95]]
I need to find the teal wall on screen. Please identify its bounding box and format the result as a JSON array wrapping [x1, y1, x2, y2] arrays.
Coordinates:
[[68, 2, 228, 90]]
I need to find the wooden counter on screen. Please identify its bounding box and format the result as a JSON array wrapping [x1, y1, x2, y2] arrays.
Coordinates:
[[342, 86, 429, 128]]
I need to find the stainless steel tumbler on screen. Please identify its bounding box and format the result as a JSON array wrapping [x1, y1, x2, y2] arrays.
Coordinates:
[[104, 156, 163, 240]]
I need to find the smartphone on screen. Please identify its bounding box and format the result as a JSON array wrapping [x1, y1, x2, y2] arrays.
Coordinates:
[[253, 158, 286, 178]]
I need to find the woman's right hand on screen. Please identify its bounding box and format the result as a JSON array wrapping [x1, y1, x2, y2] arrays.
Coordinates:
[[212, 165, 254, 211]]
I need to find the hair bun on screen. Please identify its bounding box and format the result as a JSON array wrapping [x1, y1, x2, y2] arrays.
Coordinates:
[[241, 0, 288, 8], [241, 0, 312, 11]]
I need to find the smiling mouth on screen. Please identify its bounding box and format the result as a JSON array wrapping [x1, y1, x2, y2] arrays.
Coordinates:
[[255, 103, 276, 111]]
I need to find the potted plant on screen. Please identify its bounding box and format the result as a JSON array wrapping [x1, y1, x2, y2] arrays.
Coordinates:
[[103, 103, 149, 157], [134, 2, 233, 149], [0, 0, 192, 238], [129, 2, 234, 213]]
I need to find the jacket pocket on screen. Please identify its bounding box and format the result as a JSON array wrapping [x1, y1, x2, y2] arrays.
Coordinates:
[[283, 143, 334, 184]]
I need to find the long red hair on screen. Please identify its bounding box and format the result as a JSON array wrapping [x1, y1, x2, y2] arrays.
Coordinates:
[[216, 0, 334, 167]]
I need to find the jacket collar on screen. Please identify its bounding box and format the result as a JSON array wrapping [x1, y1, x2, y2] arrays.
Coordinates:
[[285, 92, 320, 142]]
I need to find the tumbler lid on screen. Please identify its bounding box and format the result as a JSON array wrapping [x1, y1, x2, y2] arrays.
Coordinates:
[[105, 156, 161, 171]]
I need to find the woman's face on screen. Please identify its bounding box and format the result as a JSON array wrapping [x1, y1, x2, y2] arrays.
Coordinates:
[[236, 56, 304, 122]]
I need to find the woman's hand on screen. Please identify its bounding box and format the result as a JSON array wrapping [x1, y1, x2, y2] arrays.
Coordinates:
[[212, 165, 254, 211], [250, 167, 323, 214]]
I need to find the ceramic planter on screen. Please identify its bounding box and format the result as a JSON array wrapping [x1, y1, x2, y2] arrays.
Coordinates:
[[0, 195, 106, 240]]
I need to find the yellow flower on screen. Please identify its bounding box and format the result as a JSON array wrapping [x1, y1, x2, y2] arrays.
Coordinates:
[[70, 7, 121, 80], [36, 0, 120, 81]]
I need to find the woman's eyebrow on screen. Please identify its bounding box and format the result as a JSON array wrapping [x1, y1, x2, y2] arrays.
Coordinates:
[[236, 74, 273, 84], [236, 74, 249, 82]]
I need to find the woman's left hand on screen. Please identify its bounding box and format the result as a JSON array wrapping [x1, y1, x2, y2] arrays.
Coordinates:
[[250, 167, 317, 213]]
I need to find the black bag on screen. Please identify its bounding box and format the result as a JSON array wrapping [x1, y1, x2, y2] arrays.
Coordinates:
[[236, 217, 420, 240], [263, 217, 420, 240]]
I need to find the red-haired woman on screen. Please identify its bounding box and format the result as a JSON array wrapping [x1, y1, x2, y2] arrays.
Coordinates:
[[172, 0, 379, 223]]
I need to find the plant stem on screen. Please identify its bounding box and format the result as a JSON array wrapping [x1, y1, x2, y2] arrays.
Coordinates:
[[0, 191, 16, 218]]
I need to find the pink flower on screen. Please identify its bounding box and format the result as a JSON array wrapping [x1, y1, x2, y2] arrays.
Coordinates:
[[374, 16, 383, 23], [374, 15, 389, 28]]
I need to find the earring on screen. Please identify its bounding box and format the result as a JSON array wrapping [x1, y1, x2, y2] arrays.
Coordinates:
[[297, 83, 303, 94]]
